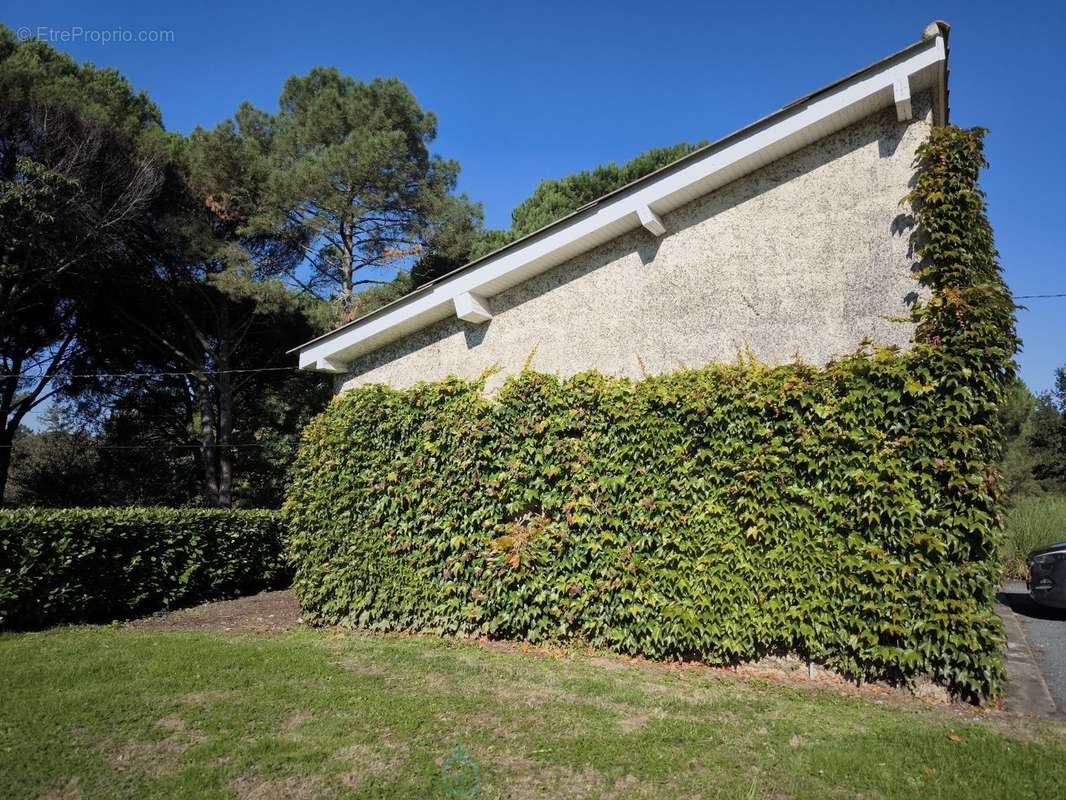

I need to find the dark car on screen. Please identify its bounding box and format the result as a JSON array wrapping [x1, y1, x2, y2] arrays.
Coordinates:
[[1027, 542, 1066, 609]]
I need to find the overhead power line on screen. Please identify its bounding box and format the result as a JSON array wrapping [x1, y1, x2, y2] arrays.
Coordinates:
[[7, 292, 1065, 381], [0, 440, 297, 450], [9, 365, 302, 381]]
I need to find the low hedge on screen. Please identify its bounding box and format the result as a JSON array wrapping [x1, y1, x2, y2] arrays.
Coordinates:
[[285, 127, 1016, 699], [0, 507, 287, 629]]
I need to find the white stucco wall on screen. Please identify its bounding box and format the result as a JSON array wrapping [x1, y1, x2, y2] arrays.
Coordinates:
[[339, 92, 933, 394]]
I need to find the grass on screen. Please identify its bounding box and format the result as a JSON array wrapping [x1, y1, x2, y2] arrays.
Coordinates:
[[2, 623, 1066, 799], [1001, 494, 1066, 578]]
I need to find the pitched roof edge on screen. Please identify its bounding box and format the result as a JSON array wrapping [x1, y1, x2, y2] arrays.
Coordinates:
[[293, 23, 950, 370]]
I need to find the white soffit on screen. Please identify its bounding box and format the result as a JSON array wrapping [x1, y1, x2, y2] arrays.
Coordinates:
[[296, 32, 948, 372]]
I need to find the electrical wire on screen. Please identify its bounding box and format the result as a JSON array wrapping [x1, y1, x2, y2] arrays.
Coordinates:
[[0, 441, 297, 450], [6, 291, 1065, 382], [8, 365, 302, 381]]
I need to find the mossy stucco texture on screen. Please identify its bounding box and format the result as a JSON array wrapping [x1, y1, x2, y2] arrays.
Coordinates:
[[338, 93, 933, 394]]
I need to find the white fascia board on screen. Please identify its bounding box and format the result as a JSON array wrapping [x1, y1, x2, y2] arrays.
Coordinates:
[[298, 35, 946, 372]]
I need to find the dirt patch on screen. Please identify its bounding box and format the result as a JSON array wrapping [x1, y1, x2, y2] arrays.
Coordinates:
[[331, 742, 401, 792], [131, 590, 301, 633], [154, 717, 201, 737], [484, 757, 650, 800], [449, 710, 525, 742], [107, 719, 206, 778], [618, 712, 652, 734], [230, 775, 326, 800], [330, 656, 390, 679], [588, 656, 632, 672], [330, 655, 455, 694], [179, 689, 235, 706], [108, 739, 175, 773], [282, 711, 312, 734], [486, 681, 668, 737], [36, 778, 81, 800], [489, 681, 589, 709]]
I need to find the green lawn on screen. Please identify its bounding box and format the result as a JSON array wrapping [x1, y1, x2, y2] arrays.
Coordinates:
[[2, 623, 1064, 800]]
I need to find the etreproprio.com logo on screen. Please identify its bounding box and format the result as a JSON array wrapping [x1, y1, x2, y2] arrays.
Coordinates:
[[16, 26, 175, 44]]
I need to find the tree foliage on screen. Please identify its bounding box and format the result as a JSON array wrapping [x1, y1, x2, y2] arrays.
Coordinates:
[[997, 379, 1043, 499], [0, 27, 708, 509], [5, 410, 101, 507], [0, 27, 383, 508], [257, 71, 482, 320], [409, 141, 705, 289], [457, 142, 703, 266], [63, 108, 332, 508], [1029, 366, 1066, 491], [0, 27, 168, 501]]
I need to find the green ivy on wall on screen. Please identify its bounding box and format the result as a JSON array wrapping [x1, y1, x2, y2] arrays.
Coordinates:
[[284, 126, 1017, 700]]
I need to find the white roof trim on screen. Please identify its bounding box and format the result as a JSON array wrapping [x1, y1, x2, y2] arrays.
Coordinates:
[[638, 205, 666, 237], [453, 291, 493, 323], [296, 32, 947, 372], [893, 77, 913, 121]]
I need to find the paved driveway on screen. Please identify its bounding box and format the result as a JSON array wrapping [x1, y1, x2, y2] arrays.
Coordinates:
[[999, 580, 1066, 718]]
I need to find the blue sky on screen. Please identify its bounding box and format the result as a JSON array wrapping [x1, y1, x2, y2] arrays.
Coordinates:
[[6, 0, 1064, 393]]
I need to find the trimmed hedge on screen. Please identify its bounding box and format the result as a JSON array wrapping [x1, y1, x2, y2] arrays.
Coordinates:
[[0, 508, 287, 629], [285, 127, 1016, 699]]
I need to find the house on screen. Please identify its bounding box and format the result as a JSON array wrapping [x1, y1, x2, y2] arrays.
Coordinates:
[[292, 22, 950, 392]]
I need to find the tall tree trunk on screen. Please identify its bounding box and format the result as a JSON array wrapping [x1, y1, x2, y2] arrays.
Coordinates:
[[217, 318, 234, 508], [196, 371, 220, 507], [337, 219, 354, 319], [217, 382, 233, 508], [0, 369, 17, 506], [340, 247, 354, 318], [0, 423, 13, 505]]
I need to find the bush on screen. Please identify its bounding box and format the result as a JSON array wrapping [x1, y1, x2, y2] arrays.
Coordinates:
[[0, 508, 287, 630], [285, 127, 1017, 700], [1002, 496, 1066, 579]]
